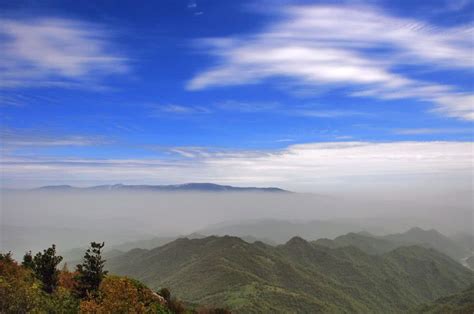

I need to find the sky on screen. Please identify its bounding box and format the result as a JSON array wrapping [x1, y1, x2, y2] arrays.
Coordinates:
[[0, 0, 473, 192]]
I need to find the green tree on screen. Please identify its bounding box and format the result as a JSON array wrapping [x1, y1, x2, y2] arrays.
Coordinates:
[[75, 242, 108, 298], [22, 245, 63, 293], [22, 251, 35, 269]]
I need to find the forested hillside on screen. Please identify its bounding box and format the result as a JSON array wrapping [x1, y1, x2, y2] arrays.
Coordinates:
[[108, 235, 474, 313]]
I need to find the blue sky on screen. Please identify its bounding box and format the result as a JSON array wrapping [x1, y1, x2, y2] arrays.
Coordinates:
[[0, 0, 473, 191]]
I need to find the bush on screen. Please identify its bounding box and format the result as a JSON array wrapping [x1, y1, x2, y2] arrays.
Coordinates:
[[79, 276, 169, 313], [0, 252, 44, 312]]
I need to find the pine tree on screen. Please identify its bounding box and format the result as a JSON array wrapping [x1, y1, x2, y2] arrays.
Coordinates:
[[75, 242, 108, 298], [22, 245, 63, 293]]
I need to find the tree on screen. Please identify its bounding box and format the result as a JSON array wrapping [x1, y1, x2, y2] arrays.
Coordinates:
[[75, 242, 108, 298], [22, 251, 34, 269], [22, 245, 63, 293]]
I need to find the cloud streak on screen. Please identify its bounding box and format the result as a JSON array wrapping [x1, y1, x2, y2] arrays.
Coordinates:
[[394, 128, 474, 135], [187, 5, 473, 120], [0, 128, 110, 147], [0, 18, 128, 89]]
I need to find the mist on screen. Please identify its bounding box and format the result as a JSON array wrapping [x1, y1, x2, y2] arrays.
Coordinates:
[[2, 187, 472, 258]]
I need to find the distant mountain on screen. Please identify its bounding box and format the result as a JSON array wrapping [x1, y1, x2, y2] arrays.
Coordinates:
[[316, 227, 469, 261], [384, 227, 468, 260], [107, 235, 473, 313], [314, 232, 398, 255], [61, 232, 275, 265], [197, 219, 384, 243], [34, 183, 290, 193]]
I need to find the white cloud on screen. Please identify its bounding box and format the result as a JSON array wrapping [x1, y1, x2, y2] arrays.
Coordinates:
[[0, 18, 128, 89], [187, 5, 473, 120], [1, 141, 472, 192]]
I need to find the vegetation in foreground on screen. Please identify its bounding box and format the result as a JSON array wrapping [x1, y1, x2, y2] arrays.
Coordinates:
[[0, 243, 230, 314]]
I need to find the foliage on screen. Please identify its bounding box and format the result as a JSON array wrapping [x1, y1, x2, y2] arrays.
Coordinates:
[[0, 252, 43, 312], [22, 251, 35, 269], [79, 276, 169, 313], [159, 287, 172, 302], [0, 247, 214, 314], [75, 241, 108, 298], [23, 244, 63, 293]]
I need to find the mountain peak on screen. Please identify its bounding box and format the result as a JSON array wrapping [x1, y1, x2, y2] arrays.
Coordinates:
[[285, 236, 309, 246]]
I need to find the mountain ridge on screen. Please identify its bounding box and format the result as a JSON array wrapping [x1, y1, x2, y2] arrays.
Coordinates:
[[32, 183, 290, 193], [107, 234, 474, 313], [315, 227, 469, 261]]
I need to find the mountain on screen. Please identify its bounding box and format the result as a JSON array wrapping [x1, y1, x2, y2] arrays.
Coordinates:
[[314, 232, 398, 255], [34, 183, 290, 193], [414, 285, 474, 313], [198, 219, 385, 244], [384, 227, 468, 260], [61, 233, 276, 265], [107, 235, 473, 313], [316, 227, 469, 261]]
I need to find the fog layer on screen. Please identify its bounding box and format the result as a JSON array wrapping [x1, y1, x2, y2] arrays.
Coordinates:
[[1, 188, 472, 257]]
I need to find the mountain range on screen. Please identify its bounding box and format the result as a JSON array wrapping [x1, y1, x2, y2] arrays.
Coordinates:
[[315, 227, 471, 261], [107, 233, 474, 313], [33, 183, 290, 193]]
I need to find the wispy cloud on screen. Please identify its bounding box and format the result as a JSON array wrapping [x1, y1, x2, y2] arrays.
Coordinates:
[[0, 128, 109, 147], [1, 141, 472, 191], [150, 100, 366, 118], [290, 109, 367, 118], [0, 18, 128, 89], [394, 128, 473, 135], [150, 104, 212, 115], [187, 5, 473, 120], [215, 100, 280, 113]]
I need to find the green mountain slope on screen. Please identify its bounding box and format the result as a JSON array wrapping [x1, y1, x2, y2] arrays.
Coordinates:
[[107, 236, 473, 313], [414, 285, 474, 313]]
